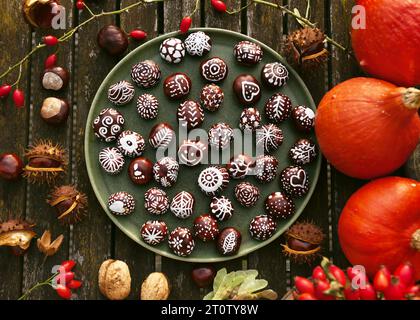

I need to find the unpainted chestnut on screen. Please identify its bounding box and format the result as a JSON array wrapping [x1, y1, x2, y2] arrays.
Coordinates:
[[191, 266, 216, 288], [0, 153, 23, 180], [42, 67, 69, 91], [97, 25, 128, 56], [40, 97, 69, 125]]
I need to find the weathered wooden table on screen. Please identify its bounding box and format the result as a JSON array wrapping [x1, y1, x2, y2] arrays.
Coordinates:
[[0, 0, 363, 300]]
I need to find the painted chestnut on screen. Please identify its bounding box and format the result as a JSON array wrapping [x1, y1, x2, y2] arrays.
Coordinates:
[[40, 97, 69, 124], [97, 25, 129, 56], [41, 66, 69, 91], [128, 157, 153, 185], [0, 153, 23, 180], [191, 266, 216, 288]]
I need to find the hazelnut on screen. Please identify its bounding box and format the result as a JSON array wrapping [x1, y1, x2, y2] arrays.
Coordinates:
[[140, 272, 170, 300], [97, 25, 128, 56], [42, 67, 69, 91], [98, 259, 131, 300], [40, 97, 69, 124]]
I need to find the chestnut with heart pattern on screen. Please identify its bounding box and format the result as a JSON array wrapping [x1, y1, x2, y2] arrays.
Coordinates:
[[233, 74, 261, 106], [280, 166, 310, 198]]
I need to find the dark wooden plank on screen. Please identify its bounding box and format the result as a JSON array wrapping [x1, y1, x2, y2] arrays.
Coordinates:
[[159, 0, 203, 300], [287, 0, 331, 283], [246, 0, 288, 297], [205, 0, 241, 32], [0, 0, 31, 300], [329, 0, 363, 268], [116, 0, 158, 300], [163, 0, 201, 32], [69, 1, 117, 299], [21, 0, 74, 299]]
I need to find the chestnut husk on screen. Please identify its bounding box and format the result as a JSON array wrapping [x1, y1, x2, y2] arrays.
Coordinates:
[[283, 27, 328, 69], [40, 97, 69, 124], [41, 66, 69, 91], [282, 221, 324, 263], [22, 140, 67, 184], [0, 219, 36, 255], [97, 25, 129, 56], [47, 185, 87, 225], [22, 0, 61, 29]]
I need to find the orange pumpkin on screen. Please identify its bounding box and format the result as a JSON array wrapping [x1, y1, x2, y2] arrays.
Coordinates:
[[338, 177, 420, 280], [352, 0, 420, 86], [315, 77, 420, 179]]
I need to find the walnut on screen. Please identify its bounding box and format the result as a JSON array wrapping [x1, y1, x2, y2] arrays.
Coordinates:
[[98, 259, 131, 300], [140, 272, 170, 300]]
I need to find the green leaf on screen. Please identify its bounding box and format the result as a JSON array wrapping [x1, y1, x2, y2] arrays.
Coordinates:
[[293, 8, 306, 28], [213, 271, 237, 300], [253, 289, 278, 300], [213, 268, 227, 292], [203, 292, 214, 300], [238, 277, 268, 296]]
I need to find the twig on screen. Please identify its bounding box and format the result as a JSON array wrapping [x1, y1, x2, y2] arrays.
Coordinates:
[[228, 0, 347, 52], [0, 0, 163, 83]]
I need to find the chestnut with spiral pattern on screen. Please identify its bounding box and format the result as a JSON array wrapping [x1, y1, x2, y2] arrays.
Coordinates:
[[131, 60, 161, 88], [92, 108, 125, 142], [234, 182, 260, 207]]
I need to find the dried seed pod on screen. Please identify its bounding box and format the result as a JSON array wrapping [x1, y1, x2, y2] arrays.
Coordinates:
[[0, 219, 36, 255], [284, 27, 328, 69], [23, 140, 67, 184], [47, 185, 88, 225], [37, 230, 64, 257], [282, 221, 324, 263]]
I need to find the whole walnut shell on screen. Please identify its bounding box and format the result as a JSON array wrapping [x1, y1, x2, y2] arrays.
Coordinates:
[[140, 272, 170, 300], [98, 259, 131, 300]]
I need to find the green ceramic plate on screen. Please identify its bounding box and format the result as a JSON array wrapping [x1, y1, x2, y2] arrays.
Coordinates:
[[85, 28, 320, 263]]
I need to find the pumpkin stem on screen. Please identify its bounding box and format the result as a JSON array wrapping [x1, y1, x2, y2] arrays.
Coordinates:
[[403, 88, 420, 110], [411, 229, 420, 251]]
